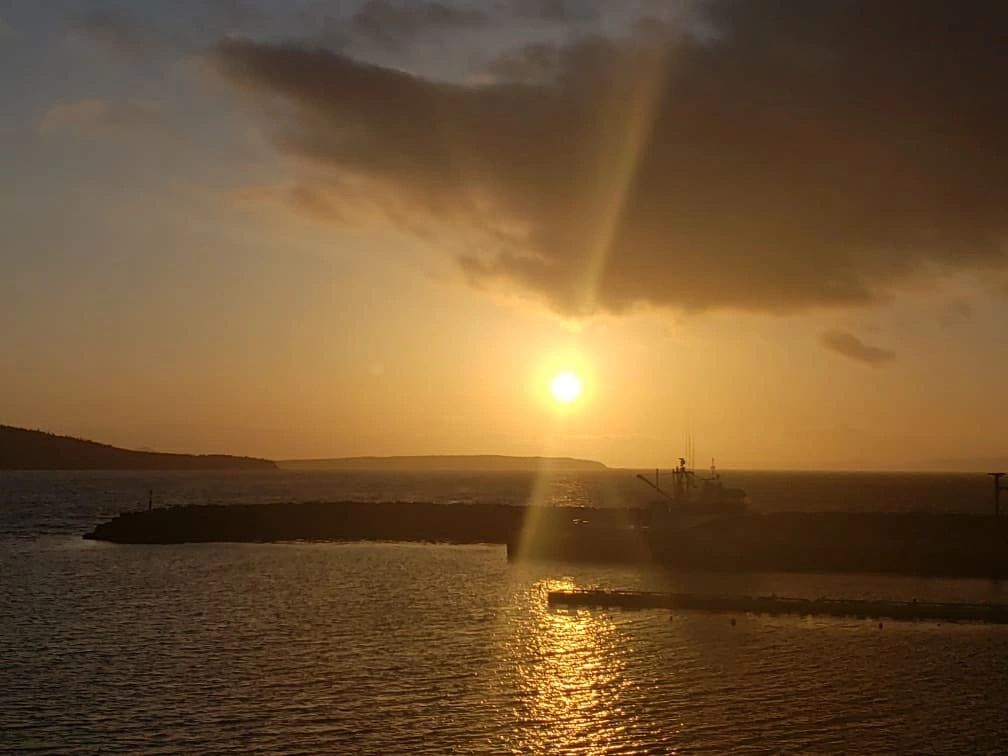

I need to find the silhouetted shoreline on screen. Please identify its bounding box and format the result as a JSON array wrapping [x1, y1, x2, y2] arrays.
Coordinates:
[[0, 425, 276, 470], [278, 455, 607, 471], [84, 502, 1008, 579], [0, 424, 612, 472]]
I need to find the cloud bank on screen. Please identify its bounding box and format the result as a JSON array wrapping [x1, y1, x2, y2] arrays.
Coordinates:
[[213, 0, 1008, 316]]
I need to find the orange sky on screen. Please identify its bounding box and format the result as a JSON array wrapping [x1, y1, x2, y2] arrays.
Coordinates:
[[2, 1, 1007, 470]]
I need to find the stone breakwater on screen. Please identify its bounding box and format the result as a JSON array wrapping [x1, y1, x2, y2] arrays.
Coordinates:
[[85, 502, 1008, 579], [547, 590, 1008, 623]]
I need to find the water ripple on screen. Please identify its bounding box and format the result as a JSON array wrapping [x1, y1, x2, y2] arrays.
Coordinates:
[[3, 537, 1008, 750]]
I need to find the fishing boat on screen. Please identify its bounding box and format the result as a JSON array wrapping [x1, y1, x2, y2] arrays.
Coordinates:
[[636, 454, 748, 516]]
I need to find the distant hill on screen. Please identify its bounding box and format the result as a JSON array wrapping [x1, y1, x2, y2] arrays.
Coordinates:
[[0, 425, 276, 470], [279, 455, 607, 472], [920, 456, 1008, 473]]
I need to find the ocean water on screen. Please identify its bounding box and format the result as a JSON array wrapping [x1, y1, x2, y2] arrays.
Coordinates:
[[3, 469, 1008, 753], [0, 468, 996, 539]]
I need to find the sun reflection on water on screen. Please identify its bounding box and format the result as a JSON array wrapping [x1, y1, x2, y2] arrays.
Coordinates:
[[500, 578, 660, 754]]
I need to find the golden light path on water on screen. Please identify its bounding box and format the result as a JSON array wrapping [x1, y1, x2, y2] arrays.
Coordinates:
[[501, 579, 647, 753]]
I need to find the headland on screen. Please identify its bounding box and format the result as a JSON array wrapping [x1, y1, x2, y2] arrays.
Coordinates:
[[0, 425, 276, 470]]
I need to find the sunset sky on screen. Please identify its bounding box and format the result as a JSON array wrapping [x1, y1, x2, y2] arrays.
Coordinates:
[[2, 1, 1007, 469]]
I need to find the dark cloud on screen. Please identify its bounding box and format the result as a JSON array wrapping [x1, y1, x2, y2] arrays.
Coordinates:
[[349, 1, 487, 49], [213, 1, 1008, 316], [819, 330, 895, 365]]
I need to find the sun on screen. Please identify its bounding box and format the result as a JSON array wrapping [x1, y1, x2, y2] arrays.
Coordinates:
[[550, 371, 583, 404]]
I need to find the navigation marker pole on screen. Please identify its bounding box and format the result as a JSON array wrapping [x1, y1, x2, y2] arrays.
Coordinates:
[[988, 473, 1006, 519]]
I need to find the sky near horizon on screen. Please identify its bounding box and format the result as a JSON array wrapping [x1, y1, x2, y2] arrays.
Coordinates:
[[2, 1, 1007, 470]]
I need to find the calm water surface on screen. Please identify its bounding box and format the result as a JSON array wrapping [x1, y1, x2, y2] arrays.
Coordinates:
[[3, 470, 1007, 753]]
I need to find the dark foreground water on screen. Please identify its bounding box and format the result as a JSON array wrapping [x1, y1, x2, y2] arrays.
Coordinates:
[[3, 470, 1008, 753]]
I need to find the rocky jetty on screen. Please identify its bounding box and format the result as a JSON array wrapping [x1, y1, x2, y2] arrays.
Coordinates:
[[84, 502, 1008, 579], [548, 590, 1008, 624], [85, 501, 528, 545]]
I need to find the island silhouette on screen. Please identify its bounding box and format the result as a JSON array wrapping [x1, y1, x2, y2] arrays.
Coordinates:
[[0, 424, 607, 472], [279, 455, 607, 471]]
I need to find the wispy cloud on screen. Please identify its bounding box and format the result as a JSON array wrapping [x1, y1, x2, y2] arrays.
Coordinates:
[[39, 98, 172, 138], [934, 300, 974, 328], [819, 330, 895, 366], [508, 0, 602, 23], [67, 2, 259, 60], [350, 0, 487, 49], [68, 7, 168, 58]]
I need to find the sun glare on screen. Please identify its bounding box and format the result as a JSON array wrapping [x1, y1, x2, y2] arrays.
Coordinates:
[[550, 371, 583, 404]]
